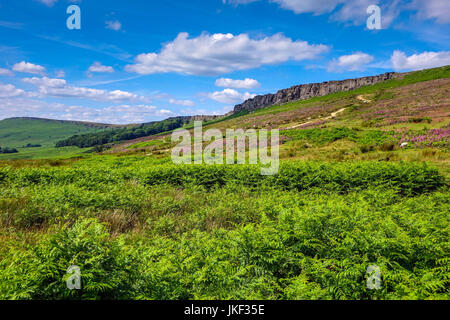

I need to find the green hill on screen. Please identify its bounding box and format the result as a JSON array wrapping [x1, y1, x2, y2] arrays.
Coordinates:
[[0, 118, 116, 160]]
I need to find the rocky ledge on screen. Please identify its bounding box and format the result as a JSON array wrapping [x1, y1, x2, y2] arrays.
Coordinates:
[[233, 72, 400, 113]]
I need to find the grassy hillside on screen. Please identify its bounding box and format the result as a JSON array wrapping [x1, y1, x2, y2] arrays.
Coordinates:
[[0, 118, 115, 160], [115, 66, 450, 175]]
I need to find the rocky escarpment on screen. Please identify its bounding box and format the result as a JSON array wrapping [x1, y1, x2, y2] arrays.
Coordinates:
[[234, 72, 401, 113]]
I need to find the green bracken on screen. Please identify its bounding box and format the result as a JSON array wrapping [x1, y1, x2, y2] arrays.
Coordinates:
[[0, 157, 448, 300]]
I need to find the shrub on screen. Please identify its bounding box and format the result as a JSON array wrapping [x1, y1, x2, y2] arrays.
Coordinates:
[[0, 219, 138, 300]]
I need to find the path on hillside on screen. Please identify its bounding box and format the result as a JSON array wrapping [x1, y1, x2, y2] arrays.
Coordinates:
[[286, 107, 347, 130], [285, 95, 373, 130]]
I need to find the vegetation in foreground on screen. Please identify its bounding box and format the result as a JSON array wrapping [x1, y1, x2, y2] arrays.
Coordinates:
[[0, 157, 448, 300]]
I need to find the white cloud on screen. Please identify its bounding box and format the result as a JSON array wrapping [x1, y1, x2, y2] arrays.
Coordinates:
[[12, 61, 46, 75], [267, 0, 395, 26], [107, 90, 141, 101], [22, 76, 67, 88], [0, 83, 40, 98], [0, 99, 67, 120], [208, 88, 256, 104], [327, 52, 374, 72], [0, 68, 14, 76], [330, 0, 378, 25], [0, 83, 26, 98], [126, 32, 328, 76], [391, 50, 450, 71], [100, 104, 175, 123], [22, 76, 145, 102], [272, 0, 343, 14], [0, 98, 175, 124], [226, 0, 450, 26], [88, 62, 115, 73], [225, 0, 367, 19], [215, 78, 260, 89], [412, 0, 450, 24], [169, 98, 196, 107], [105, 20, 122, 31], [36, 0, 58, 6], [41, 86, 142, 102]]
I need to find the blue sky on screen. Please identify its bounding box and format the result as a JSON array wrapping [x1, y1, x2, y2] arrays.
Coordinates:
[[0, 0, 449, 124]]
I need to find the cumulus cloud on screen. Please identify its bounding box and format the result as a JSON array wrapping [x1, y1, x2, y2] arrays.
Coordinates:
[[391, 50, 450, 71], [22, 76, 66, 88], [125, 32, 328, 76], [0, 83, 26, 98], [12, 61, 46, 75], [0, 68, 14, 76], [215, 78, 260, 89], [0, 82, 41, 99], [105, 20, 122, 31], [88, 62, 115, 73], [169, 98, 196, 107], [22, 76, 145, 102], [208, 88, 256, 104], [41, 87, 143, 102], [327, 52, 374, 72]]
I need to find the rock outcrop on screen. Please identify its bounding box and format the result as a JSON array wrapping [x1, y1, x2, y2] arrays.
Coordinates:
[[233, 72, 400, 113]]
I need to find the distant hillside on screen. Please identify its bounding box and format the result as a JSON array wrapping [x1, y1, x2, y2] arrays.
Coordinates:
[[55, 115, 222, 148], [0, 118, 126, 160], [0, 117, 118, 149]]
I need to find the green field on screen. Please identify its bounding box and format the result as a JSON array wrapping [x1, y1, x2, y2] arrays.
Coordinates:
[[0, 118, 111, 160]]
